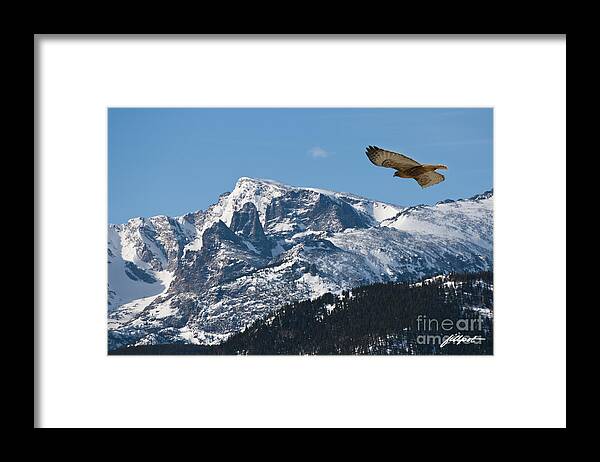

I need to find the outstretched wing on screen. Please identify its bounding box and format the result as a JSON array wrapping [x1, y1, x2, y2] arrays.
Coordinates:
[[365, 146, 421, 170], [415, 171, 445, 188]]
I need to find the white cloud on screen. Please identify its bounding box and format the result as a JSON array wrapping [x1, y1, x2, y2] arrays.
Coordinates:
[[308, 146, 329, 158]]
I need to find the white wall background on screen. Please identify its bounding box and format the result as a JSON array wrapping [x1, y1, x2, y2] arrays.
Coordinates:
[[36, 36, 566, 428]]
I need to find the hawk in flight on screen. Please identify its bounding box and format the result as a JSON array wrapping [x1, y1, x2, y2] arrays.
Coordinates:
[[365, 146, 448, 188]]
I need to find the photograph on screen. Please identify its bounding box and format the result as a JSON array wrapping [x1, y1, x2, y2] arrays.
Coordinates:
[[107, 108, 493, 355], [35, 35, 565, 429]]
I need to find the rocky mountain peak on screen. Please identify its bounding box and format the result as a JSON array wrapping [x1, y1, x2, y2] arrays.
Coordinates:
[[230, 202, 272, 256], [468, 189, 493, 201], [230, 202, 263, 236], [201, 220, 241, 248], [108, 179, 494, 351]]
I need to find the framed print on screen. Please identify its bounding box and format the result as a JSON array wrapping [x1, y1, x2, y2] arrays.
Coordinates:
[[35, 35, 566, 428]]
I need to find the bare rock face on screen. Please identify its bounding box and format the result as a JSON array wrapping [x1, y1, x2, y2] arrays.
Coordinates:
[[172, 220, 267, 293], [230, 202, 272, 256]]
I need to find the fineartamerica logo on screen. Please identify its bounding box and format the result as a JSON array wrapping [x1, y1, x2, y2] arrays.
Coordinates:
[[416, 315, 486, 348]]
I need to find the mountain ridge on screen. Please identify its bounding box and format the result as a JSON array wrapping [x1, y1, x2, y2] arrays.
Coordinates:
[[110, 178, 492, 227], [108, 177, 493, 351]]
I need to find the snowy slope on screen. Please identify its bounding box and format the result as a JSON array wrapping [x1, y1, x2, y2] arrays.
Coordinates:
[[381, 190, 493, 250], [108, 178, 493, 350]]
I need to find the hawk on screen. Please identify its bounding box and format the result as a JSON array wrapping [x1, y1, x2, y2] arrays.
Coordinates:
[[365, 145, 448, 188]]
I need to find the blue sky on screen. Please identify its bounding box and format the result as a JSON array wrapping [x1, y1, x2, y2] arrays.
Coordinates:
[[109, 108, 492, 224]]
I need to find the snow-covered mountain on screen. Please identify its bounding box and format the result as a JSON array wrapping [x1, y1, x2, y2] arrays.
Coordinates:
[[108, 177, 493, 350]]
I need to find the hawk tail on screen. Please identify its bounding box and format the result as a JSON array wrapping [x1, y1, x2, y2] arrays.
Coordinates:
[[415, 171, 445, 188]]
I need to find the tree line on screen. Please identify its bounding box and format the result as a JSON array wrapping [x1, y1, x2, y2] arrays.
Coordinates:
[[111, 270, 493, 356]]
